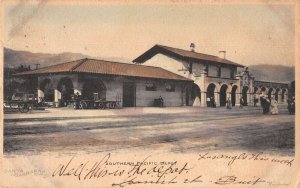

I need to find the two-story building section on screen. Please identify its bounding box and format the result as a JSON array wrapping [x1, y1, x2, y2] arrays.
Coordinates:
[[133, 44, 246, 107]]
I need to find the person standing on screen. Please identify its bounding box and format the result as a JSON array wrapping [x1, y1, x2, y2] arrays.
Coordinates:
[[292, 96, 295, 115], [74, 92, 80, 109], [270, 96, 279, 115], [254, 95, 258, 107], [226, 97, 232, 109], [211, 97, 216, 108], [206, 97, 211, 107], [288, 96, 295, 115], [240, 97, 244, 109]]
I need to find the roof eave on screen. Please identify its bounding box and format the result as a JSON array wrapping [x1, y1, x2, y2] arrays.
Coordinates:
[[133, 45, 245, 67]]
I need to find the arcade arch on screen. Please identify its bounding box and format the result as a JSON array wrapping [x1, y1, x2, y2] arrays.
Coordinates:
[[57, 77, 74, 106], [268, 88, 274, 100], [282, 88, 287, 102], [81, 78, 106, 100], [231, 85, 238, 106], [219, 84, 228, 107], [275, 88, 280, 101], [206, 83, 217, 107], [40, 78, 54, 102], [191, 83, 201, 106]]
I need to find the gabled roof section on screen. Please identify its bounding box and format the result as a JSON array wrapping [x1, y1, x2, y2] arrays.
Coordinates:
[[14, 58, 192, 82], [133, 44, 244, 67]]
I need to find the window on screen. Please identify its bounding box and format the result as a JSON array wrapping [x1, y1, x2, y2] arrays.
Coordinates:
[[166, 83, 175, 92], [188, 63, 193, 73], [217, 66, 221, 77], [230, 68, 235, 79], [145, 83, 156, 91], [204, 65, 208, 74]]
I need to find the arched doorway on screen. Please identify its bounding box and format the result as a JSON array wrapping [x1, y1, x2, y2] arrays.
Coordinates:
[[282, 88, 286, 102], [40, 79, 54, 102], [268, 88, 273, 100], [185, 87, 190, 106], [219, 84, 228, 107], [57, 77, 74, 106], [275, 88, 280, 101], [254, 87, 258, 94], [231, 85, 238, 106], [242, 86, 248, 106], [82, 78, 106, 100], [191, 83, 201, 106], [206, 83, 216, 107]]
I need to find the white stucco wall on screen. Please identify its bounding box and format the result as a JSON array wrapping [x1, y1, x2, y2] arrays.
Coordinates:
[[135, 79, 184, 107], [141, 53, 189, 78], [138, 53, 206, 105]]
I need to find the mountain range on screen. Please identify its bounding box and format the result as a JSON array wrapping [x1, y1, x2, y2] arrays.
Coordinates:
[[4, 47, 295, 83], [248, 64, 294, 83], [4, 47, 131, 69]]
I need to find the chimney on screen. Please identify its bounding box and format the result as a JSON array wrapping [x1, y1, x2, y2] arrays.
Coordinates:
[[219, 50, 226, 59], [190, 43, 195, 52]]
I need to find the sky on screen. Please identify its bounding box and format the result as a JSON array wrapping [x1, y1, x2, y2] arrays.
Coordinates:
[[4, 1, 296, 67]]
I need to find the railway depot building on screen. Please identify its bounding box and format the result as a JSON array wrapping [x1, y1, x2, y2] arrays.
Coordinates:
[[15, 58, 192, 107], [133, 44, 289, 107], [134, 44, 244, 107], [14, 44, 289, 108]]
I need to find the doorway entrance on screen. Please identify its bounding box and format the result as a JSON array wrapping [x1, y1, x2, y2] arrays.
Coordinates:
[[231, 85, 238, 106], [190, 83, 201, 106], [219, 84, 228, 106], [123, 82, 136, 107], [57, 77, 74, 106]]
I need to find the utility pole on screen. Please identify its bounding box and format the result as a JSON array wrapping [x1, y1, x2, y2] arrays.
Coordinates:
[[35, 64, 40, 70]]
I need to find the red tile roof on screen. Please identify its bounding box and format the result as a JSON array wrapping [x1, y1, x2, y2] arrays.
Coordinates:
[[133, 44, 244, 67], [14, 58, 192, 82]]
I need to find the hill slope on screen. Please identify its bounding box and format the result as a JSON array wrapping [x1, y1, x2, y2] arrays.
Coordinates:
[[3, 48, 295, 82], [248, 64, 295, 83], [4, 47, 91, 68], [4, 48, 131, 68]]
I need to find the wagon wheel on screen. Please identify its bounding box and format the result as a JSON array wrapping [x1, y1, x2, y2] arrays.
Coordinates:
[[73, 102, 77, 109], [108, 102, 115, 109], [19, 103, 30, 113], [80, 101, 88, 109], [114, 101, 120, 109], [3, 104, 8, 113], [98, 102, 105, 109]]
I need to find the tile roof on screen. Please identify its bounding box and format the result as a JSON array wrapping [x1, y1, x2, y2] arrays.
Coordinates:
[[14, 58, 192, 82], [133, 44, 244, 67]]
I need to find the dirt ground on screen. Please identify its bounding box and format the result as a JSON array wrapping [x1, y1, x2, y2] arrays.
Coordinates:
[[4, 105, 294, 156]]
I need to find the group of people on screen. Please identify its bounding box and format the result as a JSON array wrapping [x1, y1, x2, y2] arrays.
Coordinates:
[[206, 97, 216, 108], [225, 94, 289, 115], [259, 94, 279, 115]]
